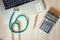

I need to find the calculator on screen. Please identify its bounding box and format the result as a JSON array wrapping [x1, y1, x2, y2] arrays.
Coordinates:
[[2, 0, 34, 10], [39, 11, 59, 34]]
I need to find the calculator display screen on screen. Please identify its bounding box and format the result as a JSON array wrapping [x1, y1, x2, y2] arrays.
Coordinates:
[[2, 0, 34, 10]]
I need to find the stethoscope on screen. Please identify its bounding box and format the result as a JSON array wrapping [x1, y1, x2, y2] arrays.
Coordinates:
[[9, 8, 29, 40]]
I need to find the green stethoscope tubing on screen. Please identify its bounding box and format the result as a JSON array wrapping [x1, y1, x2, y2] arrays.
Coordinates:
[[9, 11, 28, 33]]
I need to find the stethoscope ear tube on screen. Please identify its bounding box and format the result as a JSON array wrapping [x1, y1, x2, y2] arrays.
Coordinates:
[[9, 11, 29, 33]]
